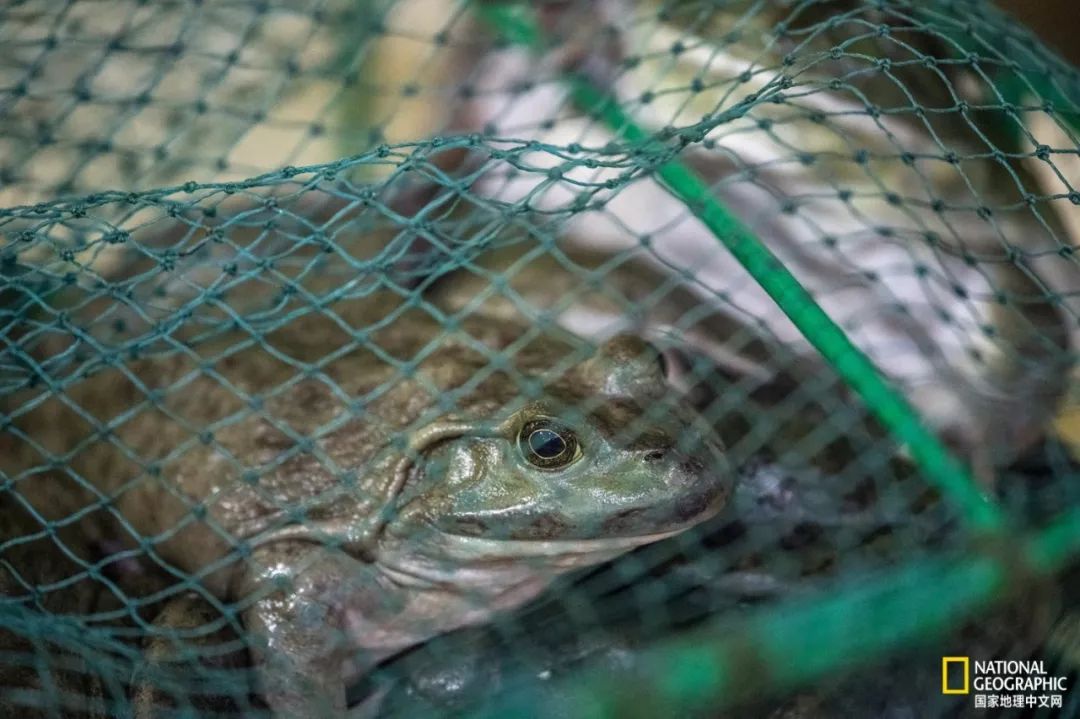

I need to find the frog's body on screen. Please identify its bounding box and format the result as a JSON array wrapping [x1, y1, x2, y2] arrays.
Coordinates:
[[1, 284, 731, 715]]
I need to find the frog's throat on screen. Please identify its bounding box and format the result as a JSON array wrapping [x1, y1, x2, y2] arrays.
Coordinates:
[[240, 419, 506, 557]]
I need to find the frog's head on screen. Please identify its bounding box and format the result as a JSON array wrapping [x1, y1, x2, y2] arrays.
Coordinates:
[[382, 335, 733, 572]]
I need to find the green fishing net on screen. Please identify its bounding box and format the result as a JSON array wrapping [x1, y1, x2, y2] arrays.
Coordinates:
[[1, 1, 1080, 716]]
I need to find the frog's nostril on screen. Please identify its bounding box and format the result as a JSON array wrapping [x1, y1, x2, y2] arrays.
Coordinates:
[[643, 449, 665, 462], [655, 348, 669, 380], [656, 348, 684, 383]]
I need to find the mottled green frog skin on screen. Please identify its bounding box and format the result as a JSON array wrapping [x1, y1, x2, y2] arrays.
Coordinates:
[[1, 288, 731, 716]]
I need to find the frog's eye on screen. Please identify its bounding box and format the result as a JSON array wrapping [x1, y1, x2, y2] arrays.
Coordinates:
[[518, 419, 581, 470]]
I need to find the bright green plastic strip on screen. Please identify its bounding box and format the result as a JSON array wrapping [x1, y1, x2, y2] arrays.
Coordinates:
[[471, 506, 1080, 719], [476, 4, 1005, 532]]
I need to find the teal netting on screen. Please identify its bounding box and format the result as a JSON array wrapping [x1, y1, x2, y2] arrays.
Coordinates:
[[1, 1, 1080, 717]]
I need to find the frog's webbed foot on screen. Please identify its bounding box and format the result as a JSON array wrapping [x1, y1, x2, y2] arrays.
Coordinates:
[[132, 592, 249, 719], [239, 542, 396, 719]]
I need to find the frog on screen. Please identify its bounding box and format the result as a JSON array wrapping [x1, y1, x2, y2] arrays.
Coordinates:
[[1, 277, 733, 717]]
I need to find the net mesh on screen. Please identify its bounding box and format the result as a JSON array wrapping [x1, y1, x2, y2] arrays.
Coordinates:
[[1, 0, 1079, 716]]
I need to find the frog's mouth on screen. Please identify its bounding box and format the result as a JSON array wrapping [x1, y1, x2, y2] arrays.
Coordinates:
[[432, 526, 688, 556], [371, 522, 702, 592], [389, 515, 711, 572]]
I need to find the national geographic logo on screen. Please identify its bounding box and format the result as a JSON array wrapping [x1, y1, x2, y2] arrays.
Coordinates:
[[942, 657, 969, 694], [943, 657, 1068, 709]]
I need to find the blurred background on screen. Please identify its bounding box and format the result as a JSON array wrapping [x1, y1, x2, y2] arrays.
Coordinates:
[[993, 0, 1080, 449], [1000, 0, 1079, 65]]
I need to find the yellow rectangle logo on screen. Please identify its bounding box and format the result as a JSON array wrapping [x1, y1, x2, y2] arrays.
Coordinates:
[[942, 657, 970, 694]]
